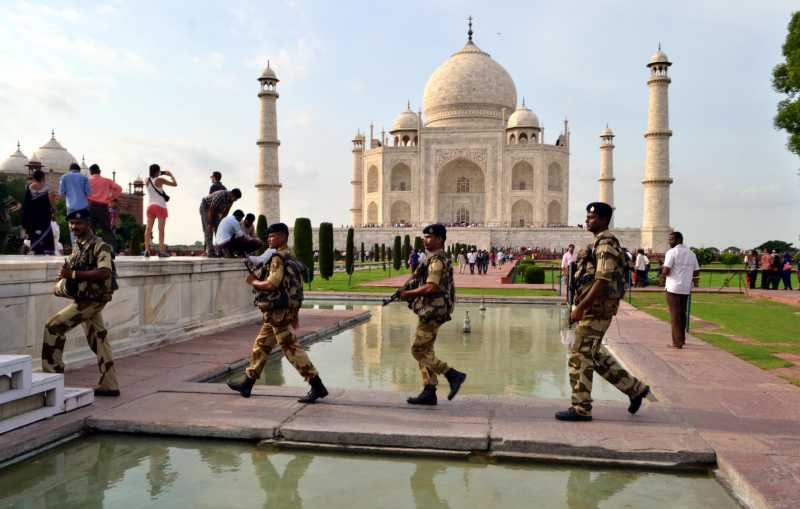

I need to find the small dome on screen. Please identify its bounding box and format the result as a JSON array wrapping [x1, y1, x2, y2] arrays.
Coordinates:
[[36, 131, 77, 172], [648, 48, 671, 66], [260, 60, 278, 81], [391, 104, 419, 132], [600, 126, 614, 137], [0, 143, 29, 174], [507, 102, 539, 129]]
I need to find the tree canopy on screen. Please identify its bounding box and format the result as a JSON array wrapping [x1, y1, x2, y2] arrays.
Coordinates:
[[773, 11, 800, 158]]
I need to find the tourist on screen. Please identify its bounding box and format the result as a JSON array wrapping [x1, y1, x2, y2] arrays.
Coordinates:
[[227, 222, 329, 403], [770, 250, 782, 290], [241, 213, 257, 238], [410, 249, 420, 272], [467, 249, 476, 274], [635, 249, 650, 287], [490, 250, 496, 270], [797, 257, 800, 292], [87, 164, 123, 249], [418, 249, 426, 266], [561, 244, 576, 287], [556, 202, 650, 422], [144, 164, 177, 258], [59, 162, 91, 214], [43, 208, 120, 397], [199, 188, 241, 257], [457, 250, 466, 274], [745, 249, 759, 289], [214, 210, 262, 257], [661, 231, 700, 349], [760, 250, 773, 290], [396, 224, 466, 405], [21, 169, 55, 255], [781, 252, 793, 290], [109, 199, 119, 243], [209, 171, 226, 194]]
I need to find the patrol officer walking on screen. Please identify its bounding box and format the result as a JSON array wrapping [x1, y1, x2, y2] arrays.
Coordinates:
[[556, 202, 650, 421], [42, 209, 120, 396], [227, 223, 328, 403], [398, 224, 467, 405]]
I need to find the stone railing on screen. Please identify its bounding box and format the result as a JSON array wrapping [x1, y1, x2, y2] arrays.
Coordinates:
[[0, 256, 258, 370]]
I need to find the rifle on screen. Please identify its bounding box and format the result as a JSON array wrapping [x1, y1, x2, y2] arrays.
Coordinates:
[[382, 263, 428, 306]]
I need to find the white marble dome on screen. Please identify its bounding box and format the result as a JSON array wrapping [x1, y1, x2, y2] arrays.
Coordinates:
[[649, 49, 670, 66], [0, 143, 29, 174], [390, 104, 419, 132], [507, 104, 539, 129], [422, 40, 517, 128], [600, 126, 614, 137], [36, 132, 77, 172], [260, 61, 278, 81]]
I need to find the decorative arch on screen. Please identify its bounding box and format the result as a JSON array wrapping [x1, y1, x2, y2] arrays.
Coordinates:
[[367, 165, 379, 193], [508, 133, 516, 145], [511, 200, 533, 227], [547, 200, 562, 226], [518, 133, 528, 144], [511, 161, 534, 191], [437, 158, 485, 224], [390, 163, 411, 191], [548, 163, 562, 191], [366, 202, 378, 224], [390, 201, 411, 225]]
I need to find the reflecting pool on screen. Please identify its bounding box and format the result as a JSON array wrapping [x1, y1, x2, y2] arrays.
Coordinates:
[[227, 301, 626, 402], [0, 435, 739, 509]]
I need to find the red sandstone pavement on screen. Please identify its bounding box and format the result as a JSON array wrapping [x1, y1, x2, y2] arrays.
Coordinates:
[[746, 289, 800, 307], [0, 308, 369, 465]]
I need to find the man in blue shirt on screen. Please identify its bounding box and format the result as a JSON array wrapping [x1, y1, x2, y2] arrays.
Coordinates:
[[214, 210, 262, 257], [59, 163, 91, 214]]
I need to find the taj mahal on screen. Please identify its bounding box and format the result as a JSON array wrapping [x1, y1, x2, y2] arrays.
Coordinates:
[[254, 21, 675, 253]]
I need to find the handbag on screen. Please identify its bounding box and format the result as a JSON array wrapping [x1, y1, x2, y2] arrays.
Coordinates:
[[148, 178, 170, 202]]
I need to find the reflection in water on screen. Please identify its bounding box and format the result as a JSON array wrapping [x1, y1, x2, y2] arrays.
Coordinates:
[[252, 302, 626, 401], [0, 435, 738, 509]]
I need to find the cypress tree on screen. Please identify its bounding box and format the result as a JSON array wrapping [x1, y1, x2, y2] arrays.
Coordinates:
[[319, 222, 334, 280], [256, 215, 268, 242], [414, 236, 424, 252], [345, 228, 355, 285], [373, 243, 379, 261], [293, 218, 314, 288], [403, 234, 411, 268], [380, 244, 386, 270], [360, 242, 365, 263], [393, 235, 402, 270]]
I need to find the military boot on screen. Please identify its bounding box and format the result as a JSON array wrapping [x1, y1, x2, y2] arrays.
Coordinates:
[[628, 385, 651, 415], [407, 385, 437, 405], [298, 375, 329, 403], [444, 368, 467, 400], [555, 407, 592, 422], [227, 375, 256, 398]]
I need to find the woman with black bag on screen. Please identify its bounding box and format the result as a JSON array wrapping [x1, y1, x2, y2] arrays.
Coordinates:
[[21, 169, 55, 255], [144, 163, 177, 257]]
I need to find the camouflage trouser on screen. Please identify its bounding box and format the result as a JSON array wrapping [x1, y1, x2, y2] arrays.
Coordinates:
[[245, 308, 318, 381], [411, 319, 449, 386], [42, 300, 119, 391], [569, 317, 644, 416]]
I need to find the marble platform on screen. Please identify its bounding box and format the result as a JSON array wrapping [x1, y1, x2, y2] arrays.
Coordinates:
[[0, 256, 259, 370]]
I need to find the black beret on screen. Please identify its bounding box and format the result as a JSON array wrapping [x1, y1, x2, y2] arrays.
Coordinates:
[[422, 223, 447, 240], [586, 202, 613, 219], [267, 222, 289, 235], [66, 208, 90, 221]]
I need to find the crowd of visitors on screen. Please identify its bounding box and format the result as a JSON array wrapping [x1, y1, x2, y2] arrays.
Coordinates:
[[745, 249, 795, 290]]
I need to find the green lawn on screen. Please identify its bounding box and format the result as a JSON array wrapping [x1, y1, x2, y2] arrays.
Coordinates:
[[629, 293, 800, 379]]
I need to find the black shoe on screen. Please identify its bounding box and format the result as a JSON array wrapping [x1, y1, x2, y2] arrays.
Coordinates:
[[407, 385, 437, 406], [298, 375, 329, 403], [94, 388, 120, 397], [444, 368, 467, 401], [628, 385, 650, 415], [227, 375, 256, 398], [555, 407, 592, 421]]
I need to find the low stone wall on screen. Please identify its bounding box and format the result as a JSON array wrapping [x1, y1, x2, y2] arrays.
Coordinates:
[[0, 256, 258, 370]]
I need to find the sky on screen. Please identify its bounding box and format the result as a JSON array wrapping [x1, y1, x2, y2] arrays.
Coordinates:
[[1, 0, 798, 249]]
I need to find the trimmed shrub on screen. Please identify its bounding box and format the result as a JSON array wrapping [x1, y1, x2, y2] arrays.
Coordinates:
[[318, 222, 334, 280], [293, 218, 314, 285], [393, 235, 402, 270], [360, 242, 365, 263], [524, 265, 545, 284], [414, 236, 423, 252], [345, 228, 355, 284]]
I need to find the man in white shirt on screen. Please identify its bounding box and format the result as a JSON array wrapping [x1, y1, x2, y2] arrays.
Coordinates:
[[467, 250, 477, 274], [214, 210, 262, 257], [635, 249, 650, 287], [560, 244, 576, 293], [661, 231, 700, 348]]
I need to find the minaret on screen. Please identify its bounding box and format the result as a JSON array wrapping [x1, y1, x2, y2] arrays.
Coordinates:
[[599, 126, 615, 228], [641, 45, 673, 252], [255, 60, 281, 222], [350, 131, 364, 226]]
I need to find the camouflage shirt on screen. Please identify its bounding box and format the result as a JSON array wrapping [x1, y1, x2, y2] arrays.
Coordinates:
[[573, 230, 626, 319], [412, 250, 455, 323], [55, 234, 115, 303]]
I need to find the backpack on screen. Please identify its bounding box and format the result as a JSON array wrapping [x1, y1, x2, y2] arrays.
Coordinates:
[[411, 254, 455, 323], [253, 252, 306, 311], [594, 235, 628, 300]]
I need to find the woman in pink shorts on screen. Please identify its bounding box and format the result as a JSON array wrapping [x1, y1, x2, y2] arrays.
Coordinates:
[[144, 163, 177, 257]]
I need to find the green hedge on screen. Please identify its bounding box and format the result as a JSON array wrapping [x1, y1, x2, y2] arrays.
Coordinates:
[[523, 265, 545, 284]]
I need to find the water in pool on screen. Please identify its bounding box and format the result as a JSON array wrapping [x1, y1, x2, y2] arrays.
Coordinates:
[[0, 435, 738, 508], [230, 301, 627, 402]]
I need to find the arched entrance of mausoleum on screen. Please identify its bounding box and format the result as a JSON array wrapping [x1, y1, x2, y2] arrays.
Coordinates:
[[436, 158, 485, 225]]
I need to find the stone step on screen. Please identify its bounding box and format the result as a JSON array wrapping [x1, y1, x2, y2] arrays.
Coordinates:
[[0, 355, 32, 405], [61, 387, 94, 413], [0, 372, 64, 434]]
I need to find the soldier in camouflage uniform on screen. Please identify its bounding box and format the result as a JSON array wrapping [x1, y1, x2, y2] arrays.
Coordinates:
[[555, 202, 650, 421], [399, 223, 466, 406], [42, 208, 120, 396], [227, 223, 328, 403]]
